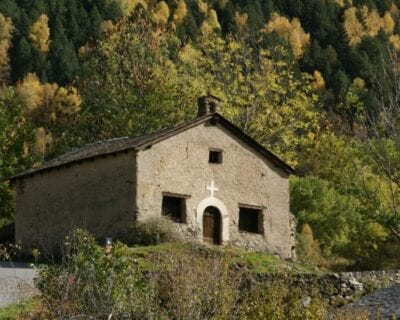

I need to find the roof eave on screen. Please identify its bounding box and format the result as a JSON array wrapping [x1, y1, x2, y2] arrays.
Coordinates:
[[8, 112, 295, 181], [8, 147, 138, 182]]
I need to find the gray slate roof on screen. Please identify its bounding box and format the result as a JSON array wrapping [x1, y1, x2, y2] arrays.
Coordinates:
[[11, 113, 295, 180]]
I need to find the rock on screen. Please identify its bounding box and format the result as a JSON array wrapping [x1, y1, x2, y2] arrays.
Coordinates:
[[348, 277, 363, 291], [302, 296, 311, 308]]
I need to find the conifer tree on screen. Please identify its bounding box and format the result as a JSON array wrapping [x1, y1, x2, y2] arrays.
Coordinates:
[[49, 17, 78, 84], [243, 1, 264, 34], [89, 5, 102, 40], [19, 9, 31, 37], [14, 37, 32, 77]]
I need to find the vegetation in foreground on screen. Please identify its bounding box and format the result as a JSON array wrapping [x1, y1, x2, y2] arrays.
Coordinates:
[[0, 229, 375, 320], [0, 299, 41, 320]]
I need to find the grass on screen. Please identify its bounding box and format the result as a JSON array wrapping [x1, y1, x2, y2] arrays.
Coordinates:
[[128, 241, 318, 274], [0, 298, 40, 320]]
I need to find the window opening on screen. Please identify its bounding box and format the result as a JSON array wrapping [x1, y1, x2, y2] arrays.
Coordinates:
[[209, 150, 222, 164], [239, 207, 263, 234], [162, 196, 186, 223]]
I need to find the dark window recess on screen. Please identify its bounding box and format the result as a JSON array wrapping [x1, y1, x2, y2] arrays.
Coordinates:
[[162, 196, 186, 223], [209, 150, 222, 163], [239, 207, 263, 234]]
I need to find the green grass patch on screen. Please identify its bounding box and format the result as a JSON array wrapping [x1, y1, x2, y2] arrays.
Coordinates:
[[128, 242, 318, 274], [0, 298, 40, 320]]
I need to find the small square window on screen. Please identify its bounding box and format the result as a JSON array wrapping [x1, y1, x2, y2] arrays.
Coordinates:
[[162, 195, 186, 223], [209, 150, 222, 164], [239, 207, 263, 234]]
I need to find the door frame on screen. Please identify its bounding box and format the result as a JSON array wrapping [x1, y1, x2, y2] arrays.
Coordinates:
[[196, 196, 229, 243]]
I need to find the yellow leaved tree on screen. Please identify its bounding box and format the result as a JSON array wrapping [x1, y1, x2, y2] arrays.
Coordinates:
[[153, 1, 170, 25], [263, 13, 310, 59], [200, 9, 221, 36], [80, 15, 320, 166], [173, 0, 187, 26], [29, 14, 50, 53], [0, 13, 13, 85], [177, 35, 321, 166], [343, 7, 365, 46], [16, 73, 82, 158], [234, 11, 248, 32], [115, 0, 148, 16], [344, 5, 399, 49]]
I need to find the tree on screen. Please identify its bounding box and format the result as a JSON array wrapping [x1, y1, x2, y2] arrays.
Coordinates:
[[344, 7, 365, 47], [80, 12, 321, 166], [79, 13, 201, 142], [172, 0, 187, 26], [153, 1, 170, 26], [29, 13, 50, 54], [178, 35, 320, 165], [361, 48, 400, 241], [16, 72, 82, 158], [89, 5, 102, 40], [263, 13, 310, 59], [0, 13, 14, 85], [0, 87, 35, 225], [290, 175, 361, 256], [49, 17, 79, 84], [293, 134, 392, 265]]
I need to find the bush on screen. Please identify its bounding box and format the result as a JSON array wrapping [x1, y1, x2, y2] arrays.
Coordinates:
[[148, 243, 243, 319], [130, 216, 182, 245], [296, 224, 325, 268], [36, 229, 152, 319]]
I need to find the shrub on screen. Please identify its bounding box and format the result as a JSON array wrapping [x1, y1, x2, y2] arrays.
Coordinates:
[[296, 224, 325, 268], [36, 229, 152, 319], [130, 215, 182, 245], [236, 281, 328, 320], [148, 243, 244, 319]]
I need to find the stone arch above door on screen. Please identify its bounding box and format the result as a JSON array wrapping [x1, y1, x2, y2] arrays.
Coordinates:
[[196, 197, 229, 243]]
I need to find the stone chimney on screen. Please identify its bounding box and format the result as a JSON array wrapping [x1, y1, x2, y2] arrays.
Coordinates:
[[197, 94, 222, 117]]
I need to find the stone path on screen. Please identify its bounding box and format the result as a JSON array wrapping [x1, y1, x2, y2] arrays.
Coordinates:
[[345, 284, 400, 319], [0, 262, 38, 308]]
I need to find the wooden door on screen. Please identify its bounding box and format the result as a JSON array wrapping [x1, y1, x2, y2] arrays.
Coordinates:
[[203, 206, 221, 245]]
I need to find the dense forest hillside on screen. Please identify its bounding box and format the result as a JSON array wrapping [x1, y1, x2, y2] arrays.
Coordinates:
[[1, 0, 400, 270]]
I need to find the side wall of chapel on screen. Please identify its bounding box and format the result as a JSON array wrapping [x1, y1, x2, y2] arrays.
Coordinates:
[[15, 152, 137, 254]]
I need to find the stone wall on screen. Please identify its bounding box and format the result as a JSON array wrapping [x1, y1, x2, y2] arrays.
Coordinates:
[[257, 270, 400, 306], [16, 151, 137, 254]]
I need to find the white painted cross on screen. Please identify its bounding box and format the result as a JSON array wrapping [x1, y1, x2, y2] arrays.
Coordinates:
[[206, 180, 219, 198]]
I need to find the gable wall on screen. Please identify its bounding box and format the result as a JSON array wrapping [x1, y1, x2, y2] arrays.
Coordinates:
[[15, 151, 137, 254], [136, 122, 294, 259]]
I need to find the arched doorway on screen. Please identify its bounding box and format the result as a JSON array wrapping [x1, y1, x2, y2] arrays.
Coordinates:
[[203, 206, 221, 245]]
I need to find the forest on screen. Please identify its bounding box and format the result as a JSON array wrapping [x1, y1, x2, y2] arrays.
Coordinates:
[[1, 0, 400, 270]]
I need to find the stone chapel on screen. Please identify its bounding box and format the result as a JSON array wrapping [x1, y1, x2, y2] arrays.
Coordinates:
[[11, 96, 296, 259]]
